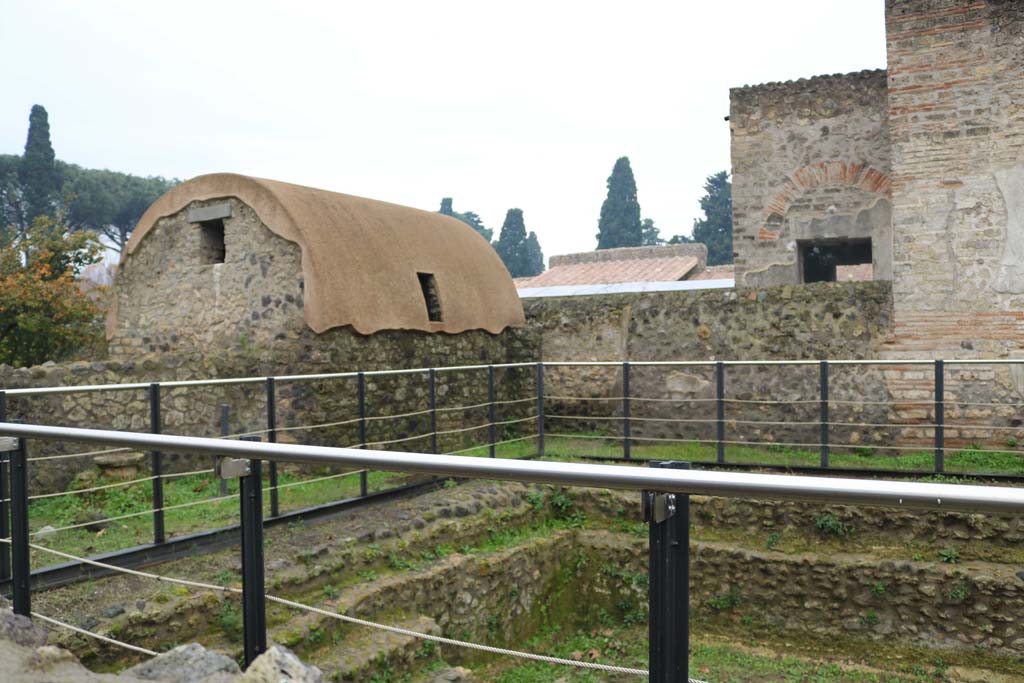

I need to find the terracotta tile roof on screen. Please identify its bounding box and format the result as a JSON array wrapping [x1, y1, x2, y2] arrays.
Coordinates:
[[688, 265, 735, 281], [515, 245, 708, 288]]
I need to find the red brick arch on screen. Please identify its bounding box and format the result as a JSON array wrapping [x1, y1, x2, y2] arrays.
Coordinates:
[[758, 160, 892, 240]]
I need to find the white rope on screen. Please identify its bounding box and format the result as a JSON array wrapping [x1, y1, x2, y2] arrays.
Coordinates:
[[11, 540, 665, 679], [28, 475, 159, 500], [434, 416, 538, 438], [264, 593, 652, 677], [27, 446, 133, 462], [363, 432, 432, 448], [31, 492, 241, 536], [444, 434, 539, 455], [268, 470, 365, 492], [365, 407, 433, 422], [274, 417, 362, 433], [32, 611, 158, 656]]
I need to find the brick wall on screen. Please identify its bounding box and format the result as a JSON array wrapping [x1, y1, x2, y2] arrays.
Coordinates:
[[730, 70, 893, 286]]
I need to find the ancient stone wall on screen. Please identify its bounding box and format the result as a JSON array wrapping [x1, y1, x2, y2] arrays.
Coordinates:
[[4, 325, 537, 493], [108, 198, 310, 357], [730, 70, 893, 287], [525, 282, 898, 449]]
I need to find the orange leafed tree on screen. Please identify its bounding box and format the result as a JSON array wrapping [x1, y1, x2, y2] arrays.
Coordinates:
[[0, 216, 104, 367]]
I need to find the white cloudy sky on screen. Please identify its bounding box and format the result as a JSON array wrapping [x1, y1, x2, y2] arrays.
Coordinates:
[[1, 1, 886, 260]]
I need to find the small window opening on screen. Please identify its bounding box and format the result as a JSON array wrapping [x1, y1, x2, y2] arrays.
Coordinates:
[[417, 272, 443, 322], [799, 238, 872, 283], [199, 219, 226, 264]]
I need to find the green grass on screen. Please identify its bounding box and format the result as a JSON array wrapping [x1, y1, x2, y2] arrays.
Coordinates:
[[539, 433, 1024, 476], [479, 624, 942, 682], [27, 468, 398, 562], [24, 428, 1021, 570]]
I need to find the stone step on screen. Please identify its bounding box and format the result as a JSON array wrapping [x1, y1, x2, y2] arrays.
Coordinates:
[[304, 614, 439, 682]]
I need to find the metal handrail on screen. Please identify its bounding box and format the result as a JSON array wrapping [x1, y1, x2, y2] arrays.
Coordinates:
[[2, 356, 1021, 396], [1, 422, 1022, 514]]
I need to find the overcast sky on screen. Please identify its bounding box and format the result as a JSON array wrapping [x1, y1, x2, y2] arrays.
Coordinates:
[[1, 1, 886, 261]]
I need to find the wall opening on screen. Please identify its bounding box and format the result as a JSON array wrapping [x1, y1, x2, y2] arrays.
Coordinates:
[[417, 272, 443, 322], [799, 238, 872, 283], [199, 219, 226, 264]]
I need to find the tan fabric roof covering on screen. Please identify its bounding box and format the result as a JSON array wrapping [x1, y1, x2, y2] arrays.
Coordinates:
[[120, 173, 524, 335]]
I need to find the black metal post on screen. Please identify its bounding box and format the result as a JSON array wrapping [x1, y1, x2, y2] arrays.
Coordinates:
[[10, 431, 30, 616], [715, 362, 725, 464], [357, 372, 368, 496], [428, 369, 438, 454], [487, 365, 496, 458], [238, 437, 267, 668], [646, 460, 690, 683], [265, 378, 279, 517], [219, 404, 230, 496], [536, 362, 545, 457], [623, 362, 632, 460], [820, 360, 830, 469], [0, 391, 9, 584], [935, 359, 945, 474], [149, 383, 165, 545]]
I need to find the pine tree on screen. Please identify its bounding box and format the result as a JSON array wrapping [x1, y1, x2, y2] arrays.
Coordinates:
[[19, 105, 57, 227], [437, 197, 492, 242], [596, 157, 642, 249], [691, 171, 733, 265], [524, 231, 545, 276], [495, 208, 530, 277], [641, 218, 662, 246]]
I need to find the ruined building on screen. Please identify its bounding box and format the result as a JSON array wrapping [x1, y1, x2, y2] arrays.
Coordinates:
[[731, 0, 1024, 363], [107, 173, 526, 358]]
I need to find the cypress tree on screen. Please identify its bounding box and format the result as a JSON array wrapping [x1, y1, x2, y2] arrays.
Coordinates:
[[19, 105, 57, 225], [691, 171, 733, 265], [524, 231, 545, 276], [495, 208, 529, 277], [596, 156, 642, 249]]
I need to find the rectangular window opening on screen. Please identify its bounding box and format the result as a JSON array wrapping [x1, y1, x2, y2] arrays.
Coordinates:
[[199, 219, 226, 264], [799, 238, 872, 283], [417, 272, 443, 322]]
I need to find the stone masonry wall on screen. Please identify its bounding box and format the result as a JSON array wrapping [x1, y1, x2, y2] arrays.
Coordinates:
[[108, 198, 308, 356], [525, 282, 899, 450], [3, 324, 537, 494], [730, 70, 893, 287]]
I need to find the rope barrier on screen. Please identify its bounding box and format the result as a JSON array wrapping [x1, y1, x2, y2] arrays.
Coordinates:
[[9, 540, 665, 679], [543, 432, 1023, 455], [32, 611, 158, 656]]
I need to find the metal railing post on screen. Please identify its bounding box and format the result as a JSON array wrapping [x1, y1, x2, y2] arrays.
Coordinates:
[[820, 360, 830, 469], [487, 365, 496, 458], [645, 460, 689, 683], [715, 361, 725, 464], [236, 436, 267, 668], [428, 369, 438, 454], [9, 430, 30, 616], [219, 404, 230, 496], [265, 378, 279, 517], [149, 383, 165, 544], [622, 362, 631, 460], [935, 359, 945, 474], [357, 372, 368, 496], [0, 391, 9, 584], [536, 362, 545, 457]]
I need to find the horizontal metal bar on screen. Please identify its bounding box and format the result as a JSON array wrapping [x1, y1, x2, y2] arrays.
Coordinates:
[[6, 358, 1023, 397], [2, 423, 1022, 514], [2, 362, 539, 396]]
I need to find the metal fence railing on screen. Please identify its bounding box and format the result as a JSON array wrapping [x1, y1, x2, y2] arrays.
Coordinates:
[[2, 421, 1022, 682]]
